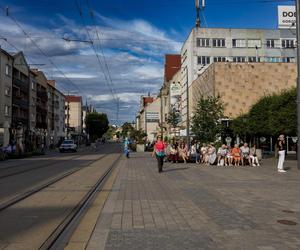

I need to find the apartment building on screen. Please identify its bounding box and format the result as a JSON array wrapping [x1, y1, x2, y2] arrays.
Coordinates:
[[33, 70, 48, 131], [0, 49, 13, 146], [180, 27, 297, 128], [65, 95, 83, 136], [29, 70, 37, 131], [161, 54, 181, 138], [53, 88, 65, 144], [11, 52, 30, 142]]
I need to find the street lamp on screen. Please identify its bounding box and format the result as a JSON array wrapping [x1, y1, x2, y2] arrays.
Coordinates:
[[296, 0, 300, 169]]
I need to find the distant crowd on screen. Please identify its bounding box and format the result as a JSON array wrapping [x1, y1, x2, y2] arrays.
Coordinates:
[[163, 140, 260, 167]]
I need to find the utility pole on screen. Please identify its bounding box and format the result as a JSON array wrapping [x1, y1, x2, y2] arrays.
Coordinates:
[[67, 93, 70, 139], [160, 87, 164, 139], [296, 0, 300, 169], [195, 0, 205, 28], [186, 67, 190, 150]]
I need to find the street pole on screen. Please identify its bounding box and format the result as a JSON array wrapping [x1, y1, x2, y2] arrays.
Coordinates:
[[160, 87, 164, 139], [296, 0, 300, 169], [186, 67, 190, 149]]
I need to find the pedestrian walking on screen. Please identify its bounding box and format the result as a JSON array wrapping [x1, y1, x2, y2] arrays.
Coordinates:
[[152, 135, 166, 173], [124, 138, 130, 158], [277, 134, 287, 173]]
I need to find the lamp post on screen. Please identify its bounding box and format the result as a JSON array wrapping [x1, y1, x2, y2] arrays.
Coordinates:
[[296, 0, 300, 169], [185, 66, 190, 150]]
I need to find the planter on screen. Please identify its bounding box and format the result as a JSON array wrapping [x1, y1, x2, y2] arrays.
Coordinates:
[[136, 144, 145, 152]]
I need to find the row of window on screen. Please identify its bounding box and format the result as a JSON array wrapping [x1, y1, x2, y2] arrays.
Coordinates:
[[197, 56, 296, 65], [196, 38, 295, 49]]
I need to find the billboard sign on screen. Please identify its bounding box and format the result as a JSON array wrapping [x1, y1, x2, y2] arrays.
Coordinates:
[[170, 82, 181, 109], [278, 6, 296, 29], [146, 112, 159, 122]]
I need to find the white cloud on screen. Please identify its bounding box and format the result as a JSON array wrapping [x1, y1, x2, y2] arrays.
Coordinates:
[[0, 11, 182, 123], [88, 92, 141, 103]]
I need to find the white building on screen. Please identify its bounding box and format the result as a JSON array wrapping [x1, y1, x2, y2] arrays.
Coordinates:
[[180, 27, 297, 128]]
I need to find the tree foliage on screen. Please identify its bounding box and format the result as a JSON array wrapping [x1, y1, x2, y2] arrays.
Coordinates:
[[231, 88, 296, 137], [166, 110, 181, 128], [85, 112, 109, 141], [130, 129, 147, 143], [191, 96, 224, 143], [121, 122, 135, 138]]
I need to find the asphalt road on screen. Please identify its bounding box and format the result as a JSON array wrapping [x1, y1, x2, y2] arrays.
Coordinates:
[[0, 144, 119, 205], [0, 143, 122, 249]]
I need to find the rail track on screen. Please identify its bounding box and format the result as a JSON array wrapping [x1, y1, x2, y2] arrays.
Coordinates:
[[39, 153, 122, 250], [0, 153, 108, 211]]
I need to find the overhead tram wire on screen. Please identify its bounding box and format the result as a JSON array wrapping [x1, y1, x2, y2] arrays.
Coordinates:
[[74, 0, 120, 123], [84, 0, 119, 122], [0, 5, 81, 94], [74, 0, 118, 104]]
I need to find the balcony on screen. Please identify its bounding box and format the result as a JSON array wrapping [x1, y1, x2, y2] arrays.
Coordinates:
[[12, 116, 29, 128], [37, 90, 48, 101], [36, 122, 47, 129], [13, 78, 29, 93], [12, 98, 29, 110], [36, 104, 47, 113]]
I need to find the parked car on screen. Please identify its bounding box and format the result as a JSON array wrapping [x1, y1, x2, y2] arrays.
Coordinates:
[[59, 140, 77, 153]]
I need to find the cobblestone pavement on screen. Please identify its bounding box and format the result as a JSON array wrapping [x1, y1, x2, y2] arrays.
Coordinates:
[[87, 153, 300, 250]]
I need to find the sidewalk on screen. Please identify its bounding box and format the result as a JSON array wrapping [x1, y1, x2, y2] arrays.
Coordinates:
[[87, 153, 300, 250]]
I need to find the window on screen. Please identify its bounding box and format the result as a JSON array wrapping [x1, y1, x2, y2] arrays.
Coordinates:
[[248, 57, 260, 63], [212, 38, 225, 48], [266, 39, 280, 48], [4, 105, 9, 116], [5, 64, 11, 76], [213, 57, 226, 62], [233, 57, 246, 63], [282, 57, 296, 63], [232, 39, 246, 48], [282, 39, 295, 48], [248, 39, 261, 48], [196, 38, 210, 47], [265, 57, 281, 63], [5, 87, 10, 96], [31, 81, 35, 90], [197, 56, 211, 65]]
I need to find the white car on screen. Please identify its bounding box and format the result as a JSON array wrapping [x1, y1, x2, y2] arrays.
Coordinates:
[[59, 140, 77, 153]]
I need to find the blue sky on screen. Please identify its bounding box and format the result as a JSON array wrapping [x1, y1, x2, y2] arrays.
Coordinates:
[[0, 0, 294, 124]]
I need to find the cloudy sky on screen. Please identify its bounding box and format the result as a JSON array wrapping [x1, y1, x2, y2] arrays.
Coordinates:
[[0, 0, 293, 124]]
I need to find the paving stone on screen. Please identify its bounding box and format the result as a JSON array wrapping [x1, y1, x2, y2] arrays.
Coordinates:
[[87, 154, 300, 250]]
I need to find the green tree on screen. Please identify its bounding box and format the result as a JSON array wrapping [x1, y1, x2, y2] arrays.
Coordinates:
[[121, 122, 134, 138], [231, 88, 296, 137], [231, 114, 251, 140], [131, 129, 147, 143], [104, 125, 117, 140], [85, 112, 109, 141], [191, 96, 224, 143], [166, 110, 181, 129]]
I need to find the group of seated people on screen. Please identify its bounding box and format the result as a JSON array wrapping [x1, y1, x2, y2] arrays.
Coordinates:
[[165, 141, 260, 167]]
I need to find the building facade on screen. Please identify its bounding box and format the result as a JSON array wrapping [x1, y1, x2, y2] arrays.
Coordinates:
[[180, 27, 297, 128], [0, 49, 13, 146], [161, 54, 181, 138], [11, 52, 30, 150], [190, 62, 297, 118], [54, 88, 65, 144], [65, 95, 83, 136]]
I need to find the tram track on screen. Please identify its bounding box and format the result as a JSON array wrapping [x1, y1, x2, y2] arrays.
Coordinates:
[[39, 153, 122, 250], [0, 153, 107, 211]]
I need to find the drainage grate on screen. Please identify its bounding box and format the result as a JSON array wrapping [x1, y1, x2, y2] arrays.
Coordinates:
[[277, 220, 297, 225], [282, 210, 295, 214]]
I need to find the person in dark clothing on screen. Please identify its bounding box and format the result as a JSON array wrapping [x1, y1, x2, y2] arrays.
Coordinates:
[[277, 134, 287, 173]]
